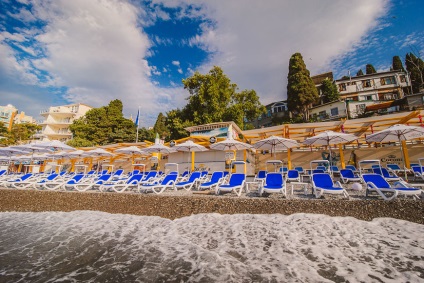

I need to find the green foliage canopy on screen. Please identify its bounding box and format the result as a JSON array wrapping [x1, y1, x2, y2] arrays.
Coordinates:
[[321, 78, 340, 103], [405, 52, 424, 93], [356, 69, 364, 76], [69, 99, 136, 146], [0, 123, 41, 146], [365, 64, 377, 74], [287, 52, 318, 121], [392, 55, 405, 72]]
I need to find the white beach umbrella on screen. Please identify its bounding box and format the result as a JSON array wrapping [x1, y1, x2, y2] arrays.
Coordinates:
[[366, 124, 424, 179], [173, 140, 208, 171], [303, 130, 358, 164], [114, 146, 146, 156], [32, 140, 75, 152], [65, 150, 87, 159], [210, 138, 252, 151], [142, 143, 177, 154], [253, 135, 299, 157], [83, 148, 114, 157], [0, 147, 27, 173]]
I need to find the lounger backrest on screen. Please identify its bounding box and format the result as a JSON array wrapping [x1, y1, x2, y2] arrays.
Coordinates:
[[387, 164, 401, 170], [46, 173, 59, 181], [223, 171, 229, 177], [280, 167, 288, 173], [345, 165, 357, 171], [188, 172, 202, 182], [161, 174, 178, 185], [257, 170, 267, 179], [317, 166, 326, 171], [68, 174, 84, 184], [181, 171, 189, 178], [0, 170, 6, 176], [201, 171, 208, 177], [210, 172, 224, 183], [126, 174, 143, 184], [372, 167, 392, 177], [313, 169, 325, 174], [228, 173, 245, 186], [340, 169, 354, 178], [312, 173, 333, 188], [362, 174, 390, 189], [412, 166, 423, 174], [295, 167, 304, 173], [20, 174, 33, 181], [287, 170, 299, 178], [330, 166, 339, 172], [265, 173, 283, 187], [97, 174, 111, 183], [143, 171, 157, 181], [113, 169, 124, 176]]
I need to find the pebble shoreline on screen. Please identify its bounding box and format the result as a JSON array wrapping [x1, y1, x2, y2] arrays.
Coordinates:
[[0, 188, 423, 224]]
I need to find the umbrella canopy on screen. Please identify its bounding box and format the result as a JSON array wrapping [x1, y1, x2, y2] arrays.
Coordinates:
[[11, 144, 53, 154], [253, 135, 299, 157], [83, 148, 114, 157], [366, 124, 424, 179], [365, 124, 424, 143], [173, 140, 208, 152], [0, 147, 26, 157], [173, 140, 208, 171], [32, 140, 75, 152], [303, 130, 358, 146], [114, 146, 146, 156], [66, 150, 87, 159], [210, 138, 252, 151], [142, 143, 176, 154]]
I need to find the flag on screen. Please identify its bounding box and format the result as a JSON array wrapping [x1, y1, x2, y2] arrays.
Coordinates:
[[134, 109, 139, 127]]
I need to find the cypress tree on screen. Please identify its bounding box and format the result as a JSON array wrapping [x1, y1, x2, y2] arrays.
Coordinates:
[[405, 53, 424, 93], [356, 69, 364, 76], [365, 64, 377, 74], [287, 52, 318, 121], [321, 78, 340, 103], [392, 55, 405, 72]]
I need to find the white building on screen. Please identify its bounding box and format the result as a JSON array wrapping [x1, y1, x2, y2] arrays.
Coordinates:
[[334, 70, 411, 118], [39, 103, 92, 141]]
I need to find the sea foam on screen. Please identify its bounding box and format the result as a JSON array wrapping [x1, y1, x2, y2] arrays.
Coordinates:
[[0, 211, 422, 282]]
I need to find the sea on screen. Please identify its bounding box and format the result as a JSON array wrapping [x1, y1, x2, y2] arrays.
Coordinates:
[[0, 211, 422, 283]]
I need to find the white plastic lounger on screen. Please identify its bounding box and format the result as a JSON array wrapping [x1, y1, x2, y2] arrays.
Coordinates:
[[12, 173, 60, 189], [258, 172, 286, 197], [362, 174, 421, 200], [174, 171, 202, 191], [311, 173, 349, 199], [198, 171, 224, 191], [216, 173, 246, 196], [43, 174, 85, 191], [108, 174, 144, 193], [139, 174, 178, 194], [73, 174, 112, 192]]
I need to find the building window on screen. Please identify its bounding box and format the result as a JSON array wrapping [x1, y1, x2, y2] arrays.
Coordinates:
[[339, 83, 346, 92], [319, 111, 327, 119], [362, 80, 372, 88], [380, 76, 396, 85], [267, 110, 271, 117], [330, 108, 339, 117], [400, 75, 406, 83]]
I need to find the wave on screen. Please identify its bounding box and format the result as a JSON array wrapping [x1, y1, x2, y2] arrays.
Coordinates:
[[0, 211, 422, 282]]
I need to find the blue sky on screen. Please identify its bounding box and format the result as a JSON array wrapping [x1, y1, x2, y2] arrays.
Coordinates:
[[0, 0, 423, 126]]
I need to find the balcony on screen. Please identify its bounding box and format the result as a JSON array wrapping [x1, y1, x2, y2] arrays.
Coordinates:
[[40, 107, 77, 117]]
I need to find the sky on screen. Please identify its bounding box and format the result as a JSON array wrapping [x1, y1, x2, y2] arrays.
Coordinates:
[[0, 0, 423, 126]]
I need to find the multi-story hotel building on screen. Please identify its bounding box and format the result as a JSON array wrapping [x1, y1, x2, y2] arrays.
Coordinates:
[[39, 103, 92, 141], [0, 104, 18, 131]]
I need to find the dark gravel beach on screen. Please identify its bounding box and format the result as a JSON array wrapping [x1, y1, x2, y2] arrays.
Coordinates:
[[0, 188, 423, 224]]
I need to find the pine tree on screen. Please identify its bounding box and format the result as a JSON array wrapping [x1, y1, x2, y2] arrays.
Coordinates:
[[392, 56, 405, 72], [356, 69, 364, 76], [321, 78, 340, 103], [405, 53, 424, 93], [365, 64, 377, 74], [287, 53, 318, 121]]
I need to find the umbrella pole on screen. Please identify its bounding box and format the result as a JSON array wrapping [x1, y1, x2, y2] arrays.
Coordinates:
[[191, 151, 195, 172], [399, 138, 407, 181]]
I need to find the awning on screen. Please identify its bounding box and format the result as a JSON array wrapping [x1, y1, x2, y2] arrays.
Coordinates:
[[365, 101, 394, 112]]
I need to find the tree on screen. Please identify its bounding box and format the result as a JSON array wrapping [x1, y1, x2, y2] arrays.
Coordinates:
[[165, 66, 265, 139], [405, 52, 424, 93], [392, 55, 405, 72], [341, 75, 350, 80], [286, 52, 318, 122], [0, 123, 41, 146], [356, 69, 364, 76], [153, 113, 169, 140], [321, 78, 340, 103], [69, 99, 136, 146], [365, 64, 377, 74]]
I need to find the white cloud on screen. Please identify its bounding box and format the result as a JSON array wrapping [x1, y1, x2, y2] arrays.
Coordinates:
[[172, 60, 180, 66], [1, 0, 186, 126], [177, 68, 183, 74], [160, 0, 389, 105]]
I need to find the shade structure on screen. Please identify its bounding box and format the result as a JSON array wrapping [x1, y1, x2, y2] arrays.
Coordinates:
[[173, 140, 208, 171], [303, 130, 358, 166], [142, 143, 176, 154], [66, 150, 87, 159], [253, 135, 299, 157], [114, 146, 146, 156], [366, 124, 424, 179], [365, 124, 424, 143], [210, 138, 252, 151], [0, 147, 27, 173], [303, 131, 358, 146], [83, 148, 114, 157], [32, 140, 75, 152], [11, 144, 53, 154]]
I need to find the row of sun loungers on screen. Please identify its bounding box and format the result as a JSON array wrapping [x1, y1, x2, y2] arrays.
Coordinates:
[[0, 166, 422, 200]]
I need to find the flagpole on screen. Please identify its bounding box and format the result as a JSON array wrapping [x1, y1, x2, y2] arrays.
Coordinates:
[[135, 107, 140, 143]]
